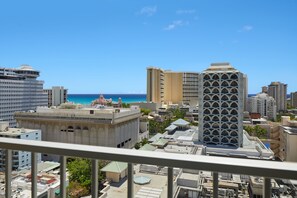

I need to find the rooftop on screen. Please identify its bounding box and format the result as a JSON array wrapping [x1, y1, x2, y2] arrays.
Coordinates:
[[101, 161, 128, 174], [14, 106, 141, 124], [204, 63, 239, 73], [0, 122, 40, 136], [139, 144, 157, 151], [171, 119, 189, 127]]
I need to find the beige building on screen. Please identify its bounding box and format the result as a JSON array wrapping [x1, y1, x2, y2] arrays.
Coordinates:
[[164, 71, 183, 104], [279, 116, 297, 162], [147, 67, 199, 106], [14, 106, 141, 161], [147, 67, 164, 104]]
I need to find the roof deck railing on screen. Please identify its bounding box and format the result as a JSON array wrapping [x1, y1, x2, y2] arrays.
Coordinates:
[[1, 137, 297, 198]]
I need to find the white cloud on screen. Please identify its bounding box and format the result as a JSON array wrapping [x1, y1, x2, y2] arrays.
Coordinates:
[[164, 20, 188, 31], [238, 25, 254, 32], [138, 6, 157, 16], [176, 9, 196, 14]]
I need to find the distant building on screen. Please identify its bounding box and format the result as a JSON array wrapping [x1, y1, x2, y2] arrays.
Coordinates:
[[44, 86, 68, 107], [147, 67, 164, 104], [198, 63, 244, 147], [290, 92, 297, 108], [243, 74, 248, 111], [14, 106, 141, 161], [0, 121, 41, 171], [147, 67, 199, 106], [268, 82, 287, 112], [0, 65, 48, 127], [248, 93, 277, 120], [262, 86, 268, 94], [182, 72, 199, 106]]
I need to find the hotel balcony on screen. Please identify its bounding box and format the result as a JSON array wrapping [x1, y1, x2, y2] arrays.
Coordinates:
[[0, 137, 297, 198]]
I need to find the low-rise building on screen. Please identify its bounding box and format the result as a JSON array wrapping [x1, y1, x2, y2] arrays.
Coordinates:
[[279, 116, 297, 162], [0, 161, 65, 198], [0, 121, 41, 171], [14, 105, 141, 161]]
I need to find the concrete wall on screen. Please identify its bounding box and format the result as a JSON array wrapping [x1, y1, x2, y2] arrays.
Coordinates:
[[106, 170, 127, 183], [285, 132, 297, 162], [16, 118, 139, 161]]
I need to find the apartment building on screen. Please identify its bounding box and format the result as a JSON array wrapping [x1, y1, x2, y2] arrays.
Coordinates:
[[0, 121, 41, 171], [268, 82, 287, 112], [290, 92, 297, 108], [0, 65, 48, 127], [147, 67, 164, 104], [248, 93, 277, 120], [279, 116, 297, 162], [44, 86, 68, 107], [198, 63, 244, 147]]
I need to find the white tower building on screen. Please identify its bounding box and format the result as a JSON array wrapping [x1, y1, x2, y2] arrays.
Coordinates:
[[198, 63, 244, 147], [248, 93, 277, 120], [0, 65, 48, 127], [268, 82, 287, 112]]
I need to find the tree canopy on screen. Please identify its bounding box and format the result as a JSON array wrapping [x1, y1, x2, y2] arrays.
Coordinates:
[[67, 158, 109, 197]]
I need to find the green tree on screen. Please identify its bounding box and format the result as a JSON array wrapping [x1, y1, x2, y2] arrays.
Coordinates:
[[243, 126, 254, 136], [134, 138, 149, 149], [149, 119, 172, 134], [169, 108, 186, 119], [141, 108, 151, 115], [121, 103, 130, 108], [254, 125, 267, 139], [134, 142, 141, 149], [244, 125, 267, 139], [67, 158, 109, 196]]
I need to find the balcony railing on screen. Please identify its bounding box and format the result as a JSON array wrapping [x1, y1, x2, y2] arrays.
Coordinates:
[[1, 137, 297, 198]]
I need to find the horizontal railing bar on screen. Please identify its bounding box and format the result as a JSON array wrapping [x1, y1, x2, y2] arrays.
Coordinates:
[[0, 138, 297, 180]]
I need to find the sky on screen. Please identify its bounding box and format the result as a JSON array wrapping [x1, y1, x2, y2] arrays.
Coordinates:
[[0, 0, 296, 94]]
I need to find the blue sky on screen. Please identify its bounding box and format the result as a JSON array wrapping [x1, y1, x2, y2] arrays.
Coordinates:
[[0, 0, 296, 94]]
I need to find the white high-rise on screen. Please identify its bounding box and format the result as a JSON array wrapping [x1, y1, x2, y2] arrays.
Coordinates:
[[44, 86, 68, 107], [248, 93, 277, 120], [268, 82, 287, 112], [0, 65, 48, 127], [198, 63, 244, 147]]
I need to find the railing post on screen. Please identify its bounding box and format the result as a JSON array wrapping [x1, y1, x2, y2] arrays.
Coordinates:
[[213, 172, 219, 198], [128, 163, 134, 198], [167, 167, 174, 198], [5, 149, 12, 198], [60, 156, 67, 198], [92, 159, 99, 198], [31, 152, 37, 198], [263, 178, 271, 198]]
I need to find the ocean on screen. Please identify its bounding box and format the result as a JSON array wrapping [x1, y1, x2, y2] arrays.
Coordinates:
[[68, 93, 289, 106], [68, 94, 146, 105]]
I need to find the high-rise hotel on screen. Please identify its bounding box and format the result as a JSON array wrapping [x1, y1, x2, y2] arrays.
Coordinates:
[[0, 65, 48, 127], [268, 82, 287, 112], [198, 63, 244, 147], [147, 67, 199, 106]]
